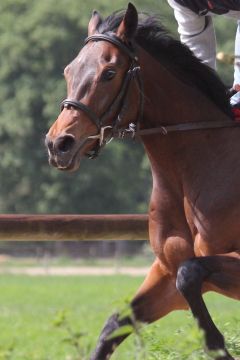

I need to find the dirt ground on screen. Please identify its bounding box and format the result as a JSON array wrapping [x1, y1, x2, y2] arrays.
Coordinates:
[[0, 266, 149, 276]]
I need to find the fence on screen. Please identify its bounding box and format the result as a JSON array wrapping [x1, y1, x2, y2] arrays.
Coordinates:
[[0, 214, 149, 241]]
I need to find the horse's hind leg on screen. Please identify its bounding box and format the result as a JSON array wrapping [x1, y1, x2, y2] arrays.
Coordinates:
[[90, 259, 188, 360], [176, 252, 240, 360]]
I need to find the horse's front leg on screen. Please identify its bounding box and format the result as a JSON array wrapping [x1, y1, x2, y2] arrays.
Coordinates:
[[176, 252, 240, 360], [90, 259, 188, 360]]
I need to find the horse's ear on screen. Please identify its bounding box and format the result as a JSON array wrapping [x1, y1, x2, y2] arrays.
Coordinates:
[[116, 3, 138, 42], [88, 10, 102, 36]]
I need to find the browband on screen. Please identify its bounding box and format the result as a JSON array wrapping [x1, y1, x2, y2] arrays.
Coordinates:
[[85, 34, 138, 61]]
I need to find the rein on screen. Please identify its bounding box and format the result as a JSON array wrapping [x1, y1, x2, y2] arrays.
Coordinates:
[[61, 33, 240, 158], [117, 119, 240, 139]]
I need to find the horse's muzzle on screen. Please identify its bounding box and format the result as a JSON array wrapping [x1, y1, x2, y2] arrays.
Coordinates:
[[45, 134, 78, 170], [46, 134, 75, 154]]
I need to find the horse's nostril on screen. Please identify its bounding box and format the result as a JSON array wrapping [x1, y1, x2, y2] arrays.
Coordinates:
[[45, 136, 54, 152], [55, 135, 75, 153]]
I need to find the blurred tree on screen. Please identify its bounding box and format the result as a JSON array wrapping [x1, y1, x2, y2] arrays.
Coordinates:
[[0, 0, 235, 214], [214, 16, 237, 86]]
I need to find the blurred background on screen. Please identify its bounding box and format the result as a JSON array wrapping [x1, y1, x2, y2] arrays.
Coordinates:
[[0, 2, 239, 360], [0, 0, 237, 268]]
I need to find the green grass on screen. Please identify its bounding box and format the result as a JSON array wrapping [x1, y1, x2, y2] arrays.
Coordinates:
[[0, 275, 238, 359]]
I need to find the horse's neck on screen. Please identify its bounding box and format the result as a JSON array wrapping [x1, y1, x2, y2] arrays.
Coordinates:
[[139, 49, 232, 201], [139, 49, 229, 128]]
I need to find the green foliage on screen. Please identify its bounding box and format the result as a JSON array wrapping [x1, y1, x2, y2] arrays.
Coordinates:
[[53, 309, 90, 360], [0, 275, 238, 359], [0, 0, 236, 214], [0, 344, 14, 360], [214, 16, 236, 85]]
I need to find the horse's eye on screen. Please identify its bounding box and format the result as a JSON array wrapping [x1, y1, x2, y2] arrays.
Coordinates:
[[102, 69, 116, 81]]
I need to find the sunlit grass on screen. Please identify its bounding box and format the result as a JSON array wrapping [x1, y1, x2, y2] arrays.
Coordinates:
[[0, 275, 238, 359]]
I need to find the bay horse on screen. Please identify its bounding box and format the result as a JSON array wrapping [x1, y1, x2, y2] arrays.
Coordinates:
[[45, 3, 240, 359]]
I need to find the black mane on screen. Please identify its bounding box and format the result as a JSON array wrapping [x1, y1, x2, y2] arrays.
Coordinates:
[[97, 11, 232, 118]]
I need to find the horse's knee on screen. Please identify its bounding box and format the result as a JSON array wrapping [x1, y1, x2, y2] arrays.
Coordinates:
[[176, 258, 208, 296]]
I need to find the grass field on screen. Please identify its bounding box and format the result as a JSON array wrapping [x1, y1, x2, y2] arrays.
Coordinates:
[[0, 275, 238, 360]]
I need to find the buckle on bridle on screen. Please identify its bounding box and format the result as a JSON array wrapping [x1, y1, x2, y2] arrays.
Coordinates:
[[117, 123, 136, 139], [88, 125, 113, 146]]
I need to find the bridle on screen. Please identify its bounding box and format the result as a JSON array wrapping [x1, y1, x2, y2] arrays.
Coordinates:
[[61, 33, 144, 159], [61, 33, 240, 159]]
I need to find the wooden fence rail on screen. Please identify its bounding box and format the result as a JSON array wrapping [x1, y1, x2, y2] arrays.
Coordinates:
[[0, 214, 149, 241]]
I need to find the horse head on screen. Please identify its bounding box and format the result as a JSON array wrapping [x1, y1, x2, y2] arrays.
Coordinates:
[[46, 3, 141, 171]]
